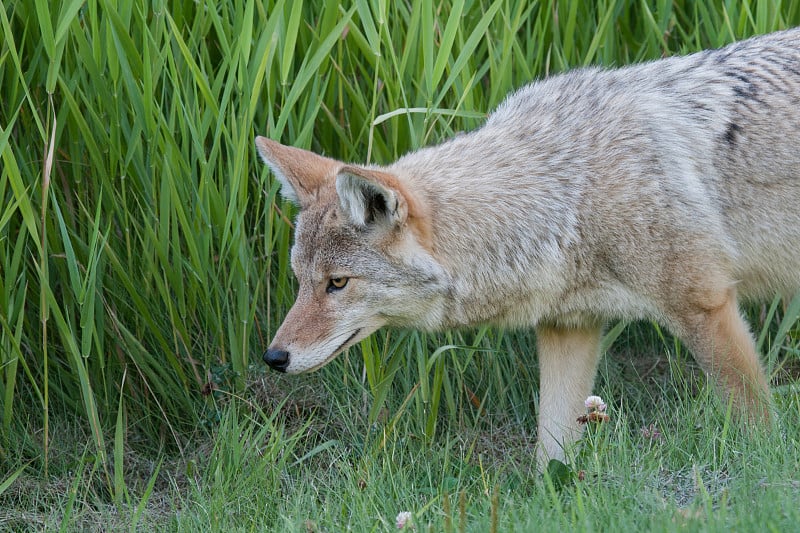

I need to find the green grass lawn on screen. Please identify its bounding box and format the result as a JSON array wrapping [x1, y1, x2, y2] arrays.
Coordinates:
[[1, 0, 800, 530]]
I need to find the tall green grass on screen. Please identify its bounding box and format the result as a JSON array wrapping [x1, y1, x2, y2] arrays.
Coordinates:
[[1, 2, 800, 526]]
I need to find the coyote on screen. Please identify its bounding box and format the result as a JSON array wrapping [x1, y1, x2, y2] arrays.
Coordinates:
[[256, 28, 800, 462]]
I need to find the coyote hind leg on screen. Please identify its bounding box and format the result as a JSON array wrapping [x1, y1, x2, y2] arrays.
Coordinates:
[[672, 288, 771, 422]]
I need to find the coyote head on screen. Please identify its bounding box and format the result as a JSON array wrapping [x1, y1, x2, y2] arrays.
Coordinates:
[[255, 137, 447, 373]]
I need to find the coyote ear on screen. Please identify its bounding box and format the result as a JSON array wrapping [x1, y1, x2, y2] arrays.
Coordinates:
[[335, 166, 408, 228], [255, 136, 340, 206]]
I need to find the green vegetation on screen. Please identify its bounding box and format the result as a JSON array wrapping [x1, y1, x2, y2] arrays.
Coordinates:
[[1, 0, 799, 530]]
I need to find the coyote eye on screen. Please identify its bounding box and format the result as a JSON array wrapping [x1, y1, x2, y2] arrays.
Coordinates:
[[326, 277, 349, 293]]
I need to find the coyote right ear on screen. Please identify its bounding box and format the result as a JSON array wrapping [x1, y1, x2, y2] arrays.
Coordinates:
[[255, 136, 341, 207], [335, 166, 434, 248]]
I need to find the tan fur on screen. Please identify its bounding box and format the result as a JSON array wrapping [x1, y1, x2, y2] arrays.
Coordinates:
[[257, 29, 800, 464], [535, 324, 603, 462], [671, 288, 771, 419]]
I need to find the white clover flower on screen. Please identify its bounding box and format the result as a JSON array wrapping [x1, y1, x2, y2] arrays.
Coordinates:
[[396, 511, 414, 530], [584, 395, 607, 412]]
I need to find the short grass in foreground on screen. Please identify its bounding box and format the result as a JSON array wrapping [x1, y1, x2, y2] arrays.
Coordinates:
[[3, 336, 800, 531]]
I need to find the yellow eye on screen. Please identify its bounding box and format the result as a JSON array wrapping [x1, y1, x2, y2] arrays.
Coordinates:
[[327, 277, 349, 292]]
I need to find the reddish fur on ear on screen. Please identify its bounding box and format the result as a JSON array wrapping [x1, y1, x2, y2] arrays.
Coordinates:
[[255, 136, 341, 206], [338, 165, 434, 251]]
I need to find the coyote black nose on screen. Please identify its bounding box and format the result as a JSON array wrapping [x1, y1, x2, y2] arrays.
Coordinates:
[[264, 349, 290, 372]]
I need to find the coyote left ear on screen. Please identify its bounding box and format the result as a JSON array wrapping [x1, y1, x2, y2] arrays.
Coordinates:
[[335, 166, 409, 228], [255, 136, 340, 207]]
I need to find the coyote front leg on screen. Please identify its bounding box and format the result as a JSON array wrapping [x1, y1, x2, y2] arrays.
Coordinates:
[[535, 323, 603, 465]]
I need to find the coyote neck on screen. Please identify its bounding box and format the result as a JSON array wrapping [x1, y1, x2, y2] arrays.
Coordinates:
[[390, 134, 580, 330]]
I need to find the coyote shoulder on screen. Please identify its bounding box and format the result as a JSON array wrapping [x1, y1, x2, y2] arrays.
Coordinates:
[[256, 28, 800, 462]]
